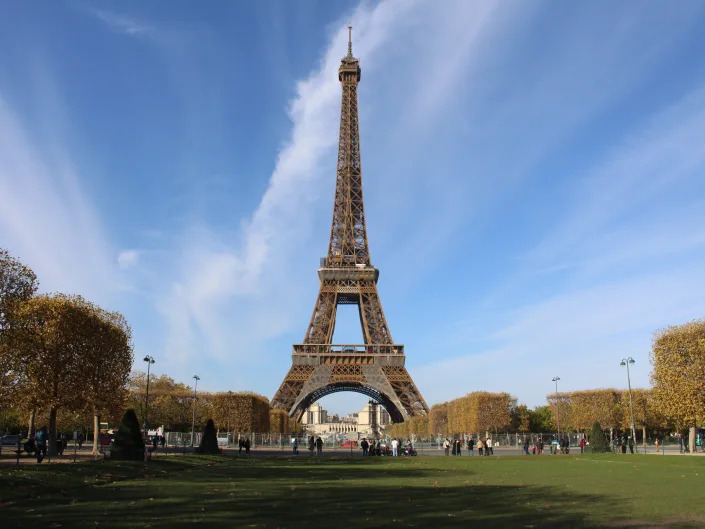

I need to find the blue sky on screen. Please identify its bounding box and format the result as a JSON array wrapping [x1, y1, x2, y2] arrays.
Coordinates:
[[2, 1, 705, 416]]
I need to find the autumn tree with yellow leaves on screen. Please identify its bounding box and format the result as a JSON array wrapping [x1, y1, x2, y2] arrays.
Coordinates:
[[651, 320, 705, 451], [0, 248, 38, 409], [4, 294, 133, 455]]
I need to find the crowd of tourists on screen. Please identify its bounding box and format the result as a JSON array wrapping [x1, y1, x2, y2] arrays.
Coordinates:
[[443, 436, 494, 456]]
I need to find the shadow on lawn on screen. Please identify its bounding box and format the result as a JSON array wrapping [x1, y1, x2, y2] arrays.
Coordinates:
[[1, 457, 698, 529]]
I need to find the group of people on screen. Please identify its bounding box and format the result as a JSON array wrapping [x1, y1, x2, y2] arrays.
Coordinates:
[[615, 435, 635, 454], [523, 437, 546, 454], [360, 437, 414, 456], [443, 437, 494, 456], [238, 437, 251, 454], [306, 435, 323, 456], [550, 436, 571, 454], [150, 435, 166, 451], [24, 427, 75, 462]]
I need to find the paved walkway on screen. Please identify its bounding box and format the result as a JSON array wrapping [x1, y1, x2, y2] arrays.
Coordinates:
[[3, 444, 703, 466]]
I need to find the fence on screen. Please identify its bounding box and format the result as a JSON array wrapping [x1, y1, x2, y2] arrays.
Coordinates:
[[160, 431, 587, 451], [414, 432, 586, 449]]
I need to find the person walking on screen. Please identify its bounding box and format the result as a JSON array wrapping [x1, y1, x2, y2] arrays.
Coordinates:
[[308, 435, 315, 456], [654, 436, 660, 452], [361, 438, 369, 457], [468, 437, 475, 455], [35, 426, 48, 463], [392, 437, 399, 457], [292, 437, 299, 455], [77, 432, 85, 450], [477, 438, 484, 456], [678, 434, 684, 453], [579, 438, 585, 453], [487, 437, 493, 456], [443, 438, 450, 456], [457, 439, 463, 456], [238, 438, 244, 455], [244, 437, 251, 455], [369, 439, 376, 456], [315, 436, 323, 456], [523, 436, 530, 455]]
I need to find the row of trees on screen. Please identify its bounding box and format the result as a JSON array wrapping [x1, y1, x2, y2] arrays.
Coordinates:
[[390, 392, 517, 438], [546, 389, 661, 440], [0, 249, 134, 455], [389, 319, 704, 443], [125, 372, 294, 435]]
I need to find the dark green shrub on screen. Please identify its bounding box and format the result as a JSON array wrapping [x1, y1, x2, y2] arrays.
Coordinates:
[[589, 422, 609, 453], [198, 419, 220, 454], [111, 409, 145, 460]]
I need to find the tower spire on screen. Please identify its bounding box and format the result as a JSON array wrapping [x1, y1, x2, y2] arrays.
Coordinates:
[[347, 25, 353, 57]]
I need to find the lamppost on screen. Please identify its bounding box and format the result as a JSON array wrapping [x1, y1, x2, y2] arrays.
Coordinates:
[[552, 376, 561, 442], [620, 357, 637, 453], [191, 375, 200, 447], [143, 356, 155, 439]]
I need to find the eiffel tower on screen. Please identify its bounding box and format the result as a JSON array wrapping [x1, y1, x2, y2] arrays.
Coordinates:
[[271, 28, 428, 423]]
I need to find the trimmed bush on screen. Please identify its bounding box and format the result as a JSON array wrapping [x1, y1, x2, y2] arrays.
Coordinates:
[[198, 419, 220, 454], [589, 422, 609, 453], [111, 409, 145, 460]]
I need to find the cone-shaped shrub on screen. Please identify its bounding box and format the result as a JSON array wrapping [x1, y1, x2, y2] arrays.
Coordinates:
[[111, 409, 145, 460], [198, 419, 220, 454], [589, 422, 609, 453]]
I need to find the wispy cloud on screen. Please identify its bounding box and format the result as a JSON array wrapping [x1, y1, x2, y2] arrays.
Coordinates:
[[86, 7, 153, 36], [0, 95, 116, 302], [118, 249, 139, 269]]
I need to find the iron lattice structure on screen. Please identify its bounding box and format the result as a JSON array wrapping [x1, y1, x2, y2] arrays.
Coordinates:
[[271, 29, 429, 423]]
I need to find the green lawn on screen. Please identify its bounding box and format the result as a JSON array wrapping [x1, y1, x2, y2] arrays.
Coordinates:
[[1, 453, 704, 528]]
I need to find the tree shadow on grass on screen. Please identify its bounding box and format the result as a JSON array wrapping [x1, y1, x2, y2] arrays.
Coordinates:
[[2, 457, 701, 529]]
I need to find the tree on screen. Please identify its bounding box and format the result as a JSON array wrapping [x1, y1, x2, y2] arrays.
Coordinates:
[[269, 409, 291, 434], [529, 406, 555, 432], [112, 409, 145, 460], [568, 390, 623, 434], [0, 248, 38, 408], [511, 404, 531, 432], [651, 320, 705, 452], [4, 294, 130, 455], [198, 419, 220, 454], [126, 373, 194, 431], [429, 403, 448, 436], [589, 422, 609, 453], [0, 248, 38, 329], [546, 392, 575, 433], [82, 306, 133, 454]]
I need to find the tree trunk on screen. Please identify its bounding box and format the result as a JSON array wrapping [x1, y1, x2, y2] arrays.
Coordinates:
[[642, 426, 646, 449], [27, 408, 35, 438], [609, 427, 614, 451], [48, 407, 57, 456], [92, 414, 100, 454], [689, 425, 696, 454]]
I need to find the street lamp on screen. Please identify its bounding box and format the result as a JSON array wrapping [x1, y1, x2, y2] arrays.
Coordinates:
[[143, 356, 155, 440], [191, 375, 200, 447], [552, 377, 561, 442], [620, 357, 637, 453]]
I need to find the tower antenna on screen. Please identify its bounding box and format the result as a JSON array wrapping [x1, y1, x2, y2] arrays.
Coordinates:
[[348, 24, 353, 57]]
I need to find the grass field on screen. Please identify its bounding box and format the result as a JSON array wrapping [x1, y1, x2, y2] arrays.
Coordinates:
[[1, 453, 704, 528]]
